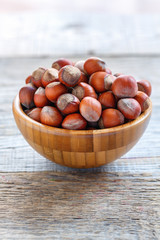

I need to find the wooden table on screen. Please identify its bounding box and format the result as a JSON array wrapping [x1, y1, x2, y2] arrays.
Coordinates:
[[0, 10, 160, 239]]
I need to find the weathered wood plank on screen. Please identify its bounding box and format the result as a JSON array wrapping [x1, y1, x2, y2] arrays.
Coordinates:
[[0, 172, 160, 239], [0, 56, 160, 172]]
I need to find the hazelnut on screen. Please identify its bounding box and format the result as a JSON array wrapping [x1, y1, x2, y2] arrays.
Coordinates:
[[79, 96, 102, 122], [41, 68, 59, 87], [52, 58, 73, 70], [104, 75, 116, 91], [80, 72, 89, 83], [99, 108, 125, 128], [74, 60, 87, 74], [40, 106, 63, 127], [72, 82, 97, 101], [25, 107, 42, 122], [25, 75, 34, 84], [98, 91, 116, 109], [57, 93, 80, 115], [59, 65, 82, 87], [89, 72, 115, 92], [19, 83, 36, 109], [34, 87, 49, 108], [45, 82, 67, 103], [32, 67, 46, 88], [62, 113, 87, 130], [137, 79, 152, 96], [134, 91, 150, 112], [84, 57, 107, 75], [112, 75, 138, 98], [117, 98, 141, 120]]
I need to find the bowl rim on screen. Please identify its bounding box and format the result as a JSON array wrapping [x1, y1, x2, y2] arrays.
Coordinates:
[[13, 94, 152, 136]]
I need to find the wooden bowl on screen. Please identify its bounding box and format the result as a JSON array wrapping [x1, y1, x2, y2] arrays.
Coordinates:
[[12, 95, 152, 168]]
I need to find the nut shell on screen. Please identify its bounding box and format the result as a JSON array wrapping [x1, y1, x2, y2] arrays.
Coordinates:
[[62, 113, 87, 130], [57, 93, 80, 115], [89, 72, 108, 93], [41, 68, 59, 87], [52, 58, 73, 70], [80, 96, 102, 122], [134, 91, 150, 112], [19, 83, 36, 109], [45, 82, 67, 103], [117, 98, 141, 120], [99, 108, 125, 128], [32, 67, 46, 88], [84, 57, 107, 75], [112, 75, 138, 98], [34, 87, 49, 108], [74, 60, 86, 74], [25, 107, 42, 122], [25, 75, 34, 84], [72, 82, 97, 101], [89, 72, 115, 93], [98, 91, 116, 109], [40, 106, 63, 127], [59, 65, 82, 87], [137, 79, 152, 97]]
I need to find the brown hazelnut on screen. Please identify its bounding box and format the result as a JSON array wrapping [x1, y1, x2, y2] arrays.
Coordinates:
[[45, 82, 67, 103], [62, 113, 87, 130], [134, 91, 150, 112], [72, 82, 97, 101], [58, 65, 82, 87], [34, 87, 49, 108], [137, 79, 152, 97], [32, 67, 46, 88], [117, 98, 141, 120], [57, 93, 80, 115], [99, 109, 125, 128], [25, 108, 42, 122], [41, 68, 59, 87], [52, 58, 73, 70], [98, 91, 116, 109], [84, 57, 107, 75], [40, 106, 63, 127], [19, 83, 36, 109], [112, 75, 138, 98], [79, 96, 102, 122]]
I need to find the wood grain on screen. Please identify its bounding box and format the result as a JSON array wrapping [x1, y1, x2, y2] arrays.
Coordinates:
[[0, 172, 160, 239]]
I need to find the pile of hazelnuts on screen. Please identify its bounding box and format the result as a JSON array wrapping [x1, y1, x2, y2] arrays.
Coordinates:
[[19, 57, 152, 130]]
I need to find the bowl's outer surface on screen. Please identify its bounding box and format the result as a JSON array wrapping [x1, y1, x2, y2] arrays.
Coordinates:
[[12, 95, 152, 168]]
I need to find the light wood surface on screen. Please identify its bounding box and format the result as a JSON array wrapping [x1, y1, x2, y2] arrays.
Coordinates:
[[0, 172, 160, 239]]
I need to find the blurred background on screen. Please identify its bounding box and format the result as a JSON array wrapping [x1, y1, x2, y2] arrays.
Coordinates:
[[1, 0, 160, 57]]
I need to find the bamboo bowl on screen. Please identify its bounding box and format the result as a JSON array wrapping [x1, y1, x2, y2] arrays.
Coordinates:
[[12, 95, 152, 169]]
